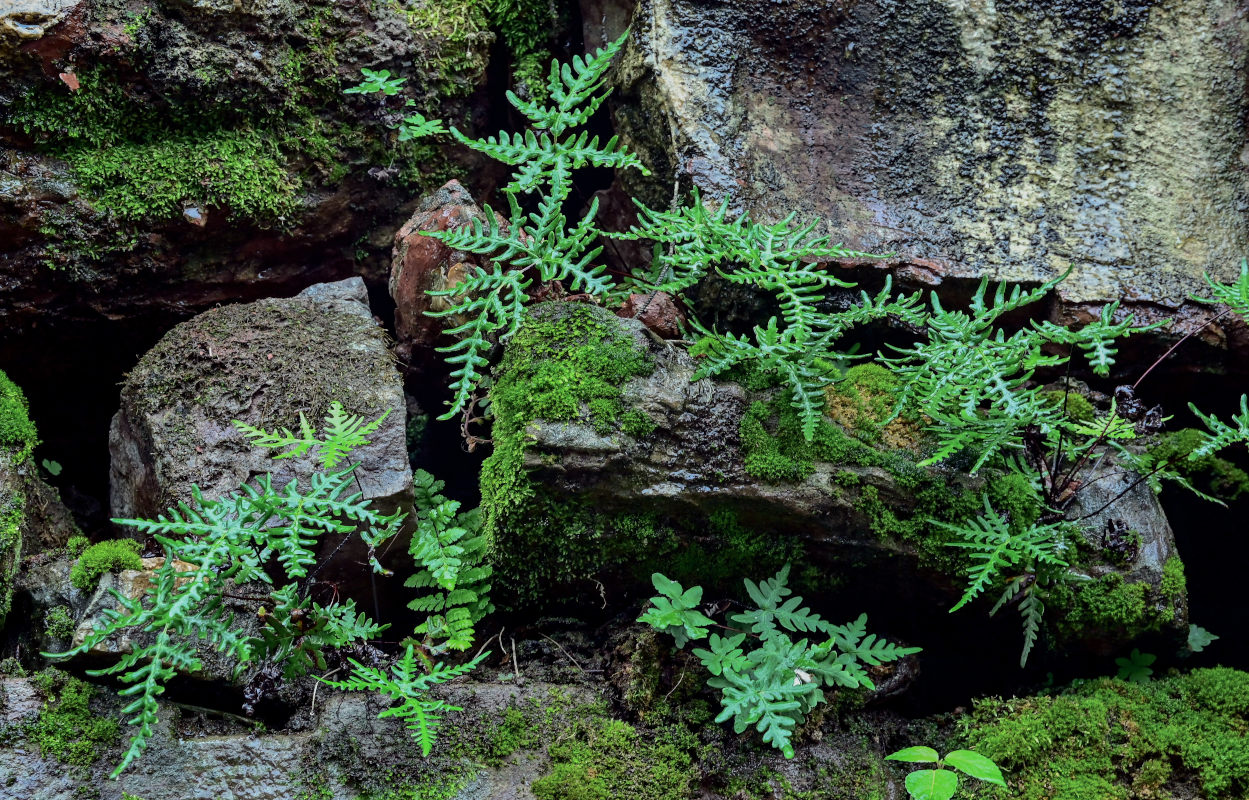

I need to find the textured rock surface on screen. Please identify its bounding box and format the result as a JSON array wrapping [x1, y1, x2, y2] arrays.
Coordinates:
[[108, 278, 412, 590], [598, 0, 1249, 323], [0, 0, 494, 334], [390, 180, 504, 368], [506, 306, 1186, 646]]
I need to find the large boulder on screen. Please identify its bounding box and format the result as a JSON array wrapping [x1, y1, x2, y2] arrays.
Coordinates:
[[485, 303, 1186, 653], [596, 0, 1249, 335], [108, 278, 412, 585]]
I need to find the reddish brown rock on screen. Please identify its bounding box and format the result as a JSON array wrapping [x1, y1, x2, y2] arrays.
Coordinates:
[[618, 291, 686, 339], [390, 180, 500, 367]]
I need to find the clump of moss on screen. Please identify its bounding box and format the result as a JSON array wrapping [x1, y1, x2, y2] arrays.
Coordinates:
[[43, 606, 75, 640], [1038, 389, 1097, 423], [0, 370, 38, 459], [70, 538, 143, 591], [1047, 572, 1175, 640], [481, 303, 653, 539], [531, 713, 699, 800], [1148, 428, 1249, 502], [65, 534, 89, 557], [825, 364, 925, 449], [962, 668, 1249, 799], [25, 669, 119, 766], [740, 394, 892, 482], [1160, 555, 1186, 601]]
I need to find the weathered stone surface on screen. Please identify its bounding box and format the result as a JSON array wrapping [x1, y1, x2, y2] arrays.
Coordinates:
[[0, 0, 494, 336], [506, 306, 1185, 649], [390, 180, 503, 368], [597, 0, 1249, 328], [108, 278, 412, 590]]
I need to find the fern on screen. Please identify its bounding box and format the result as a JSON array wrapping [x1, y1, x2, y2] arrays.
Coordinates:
[[44, 407, 403, 778], [884, 273, 1158, 473], [935, 496, 1072, 665], [404, 470, 494, 653], [640, 565, 919, 758], [319, 645, 489, 757], [233, 401, 390, 469], [1189, 395, 1249, 458]]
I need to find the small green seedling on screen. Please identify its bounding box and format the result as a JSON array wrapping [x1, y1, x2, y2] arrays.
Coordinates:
[[1115, 648, 1156, 683], [345, 68, 406, 95], [886, 747, 1006, 800]]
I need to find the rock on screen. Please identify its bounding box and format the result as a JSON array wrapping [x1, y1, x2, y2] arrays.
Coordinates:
[[0, 0, 495, 339], [108, 278, 413, 594], [617, 292, 685, 339], [389, 180, 513, 369], [598, 0, 1249, 337], [490, 304, 1185, 652]]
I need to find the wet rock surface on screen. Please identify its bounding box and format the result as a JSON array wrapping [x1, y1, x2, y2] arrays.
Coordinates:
[[600, 0, 1249, 328]]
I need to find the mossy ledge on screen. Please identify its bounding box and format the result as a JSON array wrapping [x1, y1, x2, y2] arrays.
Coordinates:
[[0, 368, 37, 627]]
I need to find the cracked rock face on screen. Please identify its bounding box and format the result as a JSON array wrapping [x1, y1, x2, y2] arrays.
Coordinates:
[[596, 0, 1249, 333]]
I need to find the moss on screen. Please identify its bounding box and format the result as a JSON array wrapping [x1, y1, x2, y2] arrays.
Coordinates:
[[1047, 573, 1173, 640], [531, 713, 699, 800], [0, 370, 38, 459], [1148, 428, 1249, 501], [962, 668, 1249, 799], [24, 669, 119, 767], [70, 539, 143, 591], [985, 471, 1043, 534], [824, 364, 926, 449], [484, 706, 540, 766], [66, 534, 89, 557], [44, 606, 75, 640], [1039, 389, 1097, 423], [1160, 556, 1186, 602], [0, 493, 25, 628], [740, 394, 896, 482], [481, 304, 653, 592], [395, 0, 493, 97]]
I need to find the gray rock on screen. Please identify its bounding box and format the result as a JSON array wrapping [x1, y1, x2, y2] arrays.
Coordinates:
[[598, 0, 1249, 330], [108, 278, 413, 592]]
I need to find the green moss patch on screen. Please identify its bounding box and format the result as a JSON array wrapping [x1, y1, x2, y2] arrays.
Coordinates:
[[0, 370, 38, 459], [963, 668, 1249, 799], [532, 713, 700, 800], [71, 539, 142, 591], [1047, 571, 1178, 642], [24, 669, 119, 767]]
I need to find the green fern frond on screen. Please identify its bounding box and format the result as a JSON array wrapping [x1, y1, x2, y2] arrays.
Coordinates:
[[1198, 258, 1249, 319], [1189, 395, 1249, 458], [320, 646, 490, 756], [232, 402, 390, 469]]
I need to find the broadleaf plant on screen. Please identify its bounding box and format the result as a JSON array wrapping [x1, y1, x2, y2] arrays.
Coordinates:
[[887, 747, 1006, 800], [640, 565, 919, 758]]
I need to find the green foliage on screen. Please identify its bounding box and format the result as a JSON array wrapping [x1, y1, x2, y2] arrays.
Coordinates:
[[347, 68, 407, 95], [1145, 428, 1249, 502], [0, 369, 38, 459], [406, 469, 494, 653], [24, 669, 119, 767], [1187, 624, 1219, 654], [1114, 649, 1156, 684], [320, 645, 488, 757], [963, 668, 1249, 799], [884, 275, 1159, 474], [43, 605, 75, 640], [640, 565, 919, 758], [45, 407, 404, 778], [70, 538, 143, 591], [234, 401, 391, 469], [65, 534, 89, 557], [886, 747, 1006, 800]]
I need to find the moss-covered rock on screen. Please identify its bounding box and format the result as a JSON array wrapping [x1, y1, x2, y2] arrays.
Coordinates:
[[0, 368, 37, 628], [963, 668, 1249, 799]]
